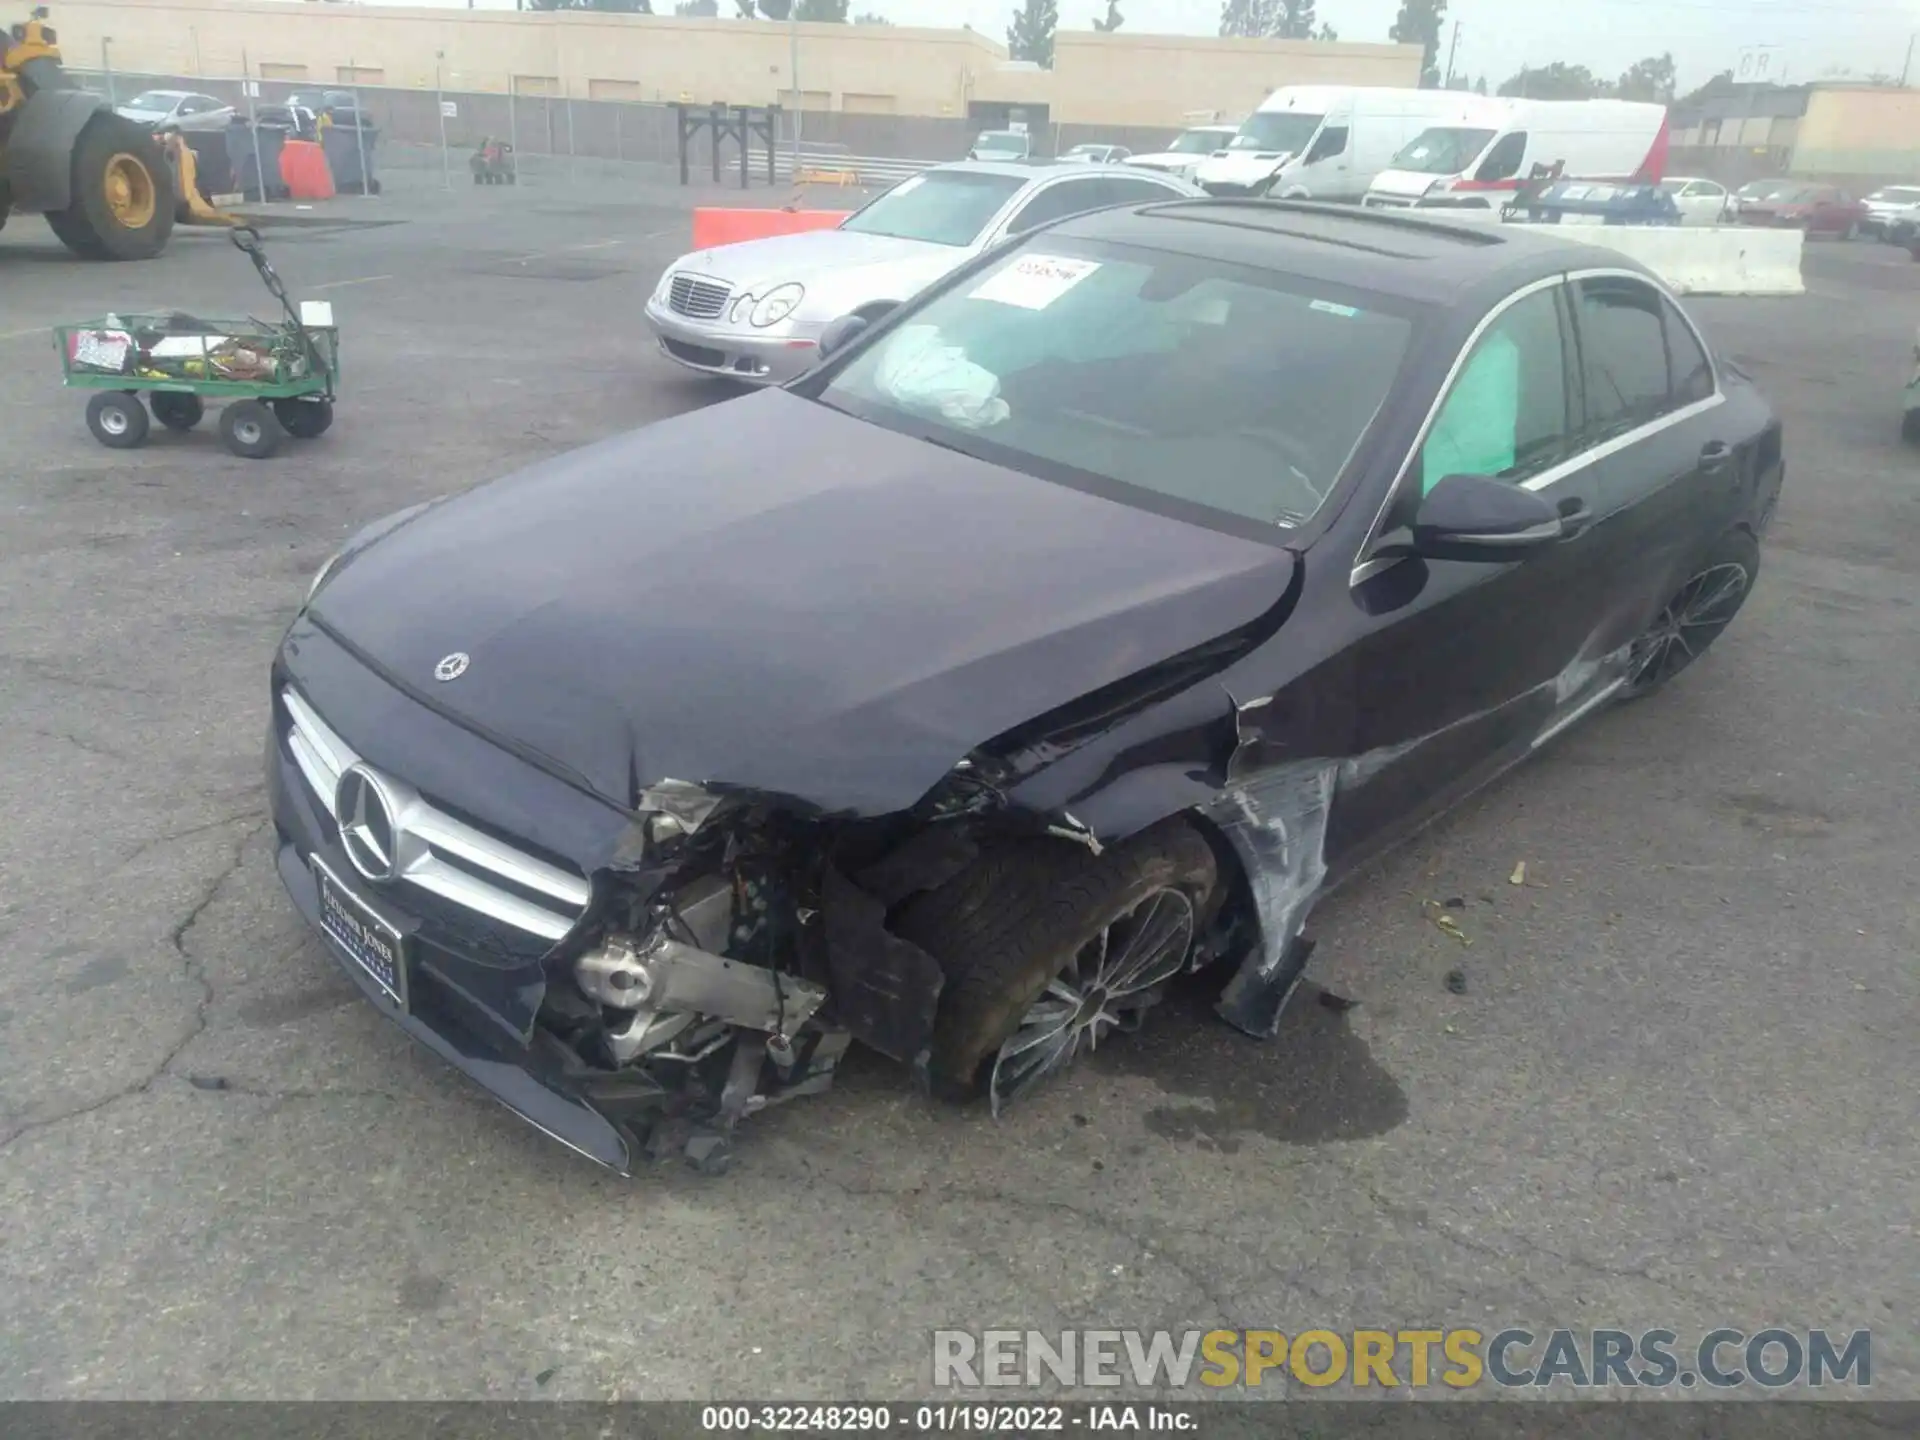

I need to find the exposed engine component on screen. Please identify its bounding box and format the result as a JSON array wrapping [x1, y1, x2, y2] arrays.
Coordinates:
[[573, 873, 828, 1065]]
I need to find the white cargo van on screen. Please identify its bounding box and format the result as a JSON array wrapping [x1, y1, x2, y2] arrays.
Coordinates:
[[1363, 97, 1671, 210], [1192, 86, 1489, 201]]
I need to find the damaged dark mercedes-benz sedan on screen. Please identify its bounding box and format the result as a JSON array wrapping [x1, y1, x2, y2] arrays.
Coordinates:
[[268, 200, 1783, 1173]]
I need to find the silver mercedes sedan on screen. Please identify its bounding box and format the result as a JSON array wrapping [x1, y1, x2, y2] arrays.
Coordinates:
[[644, 159, 1203, 384]]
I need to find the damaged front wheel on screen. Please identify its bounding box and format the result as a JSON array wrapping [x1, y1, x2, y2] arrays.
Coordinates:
[[897, 821, 1219, 1114]]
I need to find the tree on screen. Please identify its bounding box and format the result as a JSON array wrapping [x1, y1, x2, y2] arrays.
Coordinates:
[[1273, 0, 1315, 38], [1007, 0, 1058, 66], [853, 8, 891, 18], [758, 0, 791, 15], [1616, 52, 1676, 103], [1499, 61, 1610, 99], [795, 0, 847, 17], [674, 0, 717, 11], [1093, 0, 1123, 31], [733, 0, 755, 13], [1473, 74, 1488, 95], [1316, 21, 1337, 40], [1218, 0, 1270, 38], [1389, 0, 1447, 88], [529, 0, 653, 10]]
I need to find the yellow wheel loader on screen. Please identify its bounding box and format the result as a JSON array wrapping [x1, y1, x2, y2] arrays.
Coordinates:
[[2, 7, 229, 260]]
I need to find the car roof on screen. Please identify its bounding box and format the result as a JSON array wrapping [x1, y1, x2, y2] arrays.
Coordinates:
[[1044, 199, 1648, 307], [933, 158, 1172, 185]]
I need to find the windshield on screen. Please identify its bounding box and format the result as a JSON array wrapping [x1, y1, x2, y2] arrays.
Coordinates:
[[1229, 111, 1324, 153], [1066, 146, 1103, 157], [1658, 179, 1686, 194], [814, 239, 1416, 528], [1169, 129, 1228, 155], [973, 132, 1027, 156], [126, 91, 182, 111], [1393, 127, 1499, 175], [840, 171, 1027, 247]]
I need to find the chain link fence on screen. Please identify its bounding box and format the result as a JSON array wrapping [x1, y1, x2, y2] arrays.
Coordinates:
[[66, 65, 1191, 202]]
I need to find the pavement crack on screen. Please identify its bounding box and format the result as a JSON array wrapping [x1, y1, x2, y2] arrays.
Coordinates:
[[0, 819, 269, 1158], [19, 724, 127, 761]]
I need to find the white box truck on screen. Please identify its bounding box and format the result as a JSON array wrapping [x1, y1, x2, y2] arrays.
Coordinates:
[[1192, 86, 1496, 201], [1363, 97, 1671, 210]]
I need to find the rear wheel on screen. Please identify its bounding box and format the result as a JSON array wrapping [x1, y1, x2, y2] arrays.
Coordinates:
[[273, 397, 333, 438], [150, 392, 204, 431], [46, 114, 176, 261], [1618, 530, 1759, 700], [896, 821, 1219, 1112], [1902, 408, 1920, 444], [86, 391, 149, 448], [219, 399, 284, 458]]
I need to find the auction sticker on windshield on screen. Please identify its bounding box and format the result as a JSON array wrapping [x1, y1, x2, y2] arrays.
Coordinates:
[[970, 255, 1101, 310]]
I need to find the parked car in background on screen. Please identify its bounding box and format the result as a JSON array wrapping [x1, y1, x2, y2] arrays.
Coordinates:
[[1197, 86, 1499, 201], [1658, 176, 1733, 226], [1366, 97, 1669, 210], [1123, 124, 1239, 182], [644, 159, 1200, 383], [1737, 184, 1866, 237], [1062, 143, 1131, 163], [1733, 178, 1787, 205], [968, 130, 1030, 161], [279, 200, 1782, 1172], [1860, 184, 1920, 240], [114, 89, 233, 132]]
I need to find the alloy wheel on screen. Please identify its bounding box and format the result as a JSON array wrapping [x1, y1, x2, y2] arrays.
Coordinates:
[[1626, 562, 1749, 692], [988, 887, 1196, 1116]]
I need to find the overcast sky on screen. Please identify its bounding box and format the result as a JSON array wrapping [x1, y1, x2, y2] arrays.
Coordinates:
[[391, 0, 1920, 93]]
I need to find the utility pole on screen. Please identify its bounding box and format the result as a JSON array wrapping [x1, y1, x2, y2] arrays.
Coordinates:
[[1904, 33, 1916, 87], [789, 7, 802, 175], [1444, 21, 1461, 90]]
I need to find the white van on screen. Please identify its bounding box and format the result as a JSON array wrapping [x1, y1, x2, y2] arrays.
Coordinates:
[[1192, 86, 1489, 201], [1363, 97, 1671, 210]]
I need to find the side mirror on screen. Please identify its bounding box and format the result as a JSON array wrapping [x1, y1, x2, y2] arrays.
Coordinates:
[[818, 312, 872, 361], [1410, 473, 1565, 563]]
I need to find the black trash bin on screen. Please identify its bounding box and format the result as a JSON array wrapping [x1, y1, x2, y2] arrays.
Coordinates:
[[322, 117, 381, 195], [182, 130, 233, 197], [225, 121, 290, 202]]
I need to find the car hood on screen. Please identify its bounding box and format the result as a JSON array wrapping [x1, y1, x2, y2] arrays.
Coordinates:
[[115, 107, 170, 123], [1128, 152, 1206, 170], [310, 390, 1294, 819], [672, 229, 964, 313], [1195, 149, 1295, 185]]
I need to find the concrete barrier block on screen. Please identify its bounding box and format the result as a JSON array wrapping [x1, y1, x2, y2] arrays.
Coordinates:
[[690, 208, 851, 250], [1568, 225, 1805, 296]]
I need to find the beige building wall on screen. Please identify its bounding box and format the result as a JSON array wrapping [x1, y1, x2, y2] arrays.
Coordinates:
[[1792, 85, 1920, 174], [50, 0, 1419, 125], [1044, 31, 1422, 127]]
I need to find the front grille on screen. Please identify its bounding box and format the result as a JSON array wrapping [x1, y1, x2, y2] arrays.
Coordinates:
[[667, 273, 731, 319], [1364, 196, 1413, 209], [281, 687, 591, 943], [661, 336, 725, 368]]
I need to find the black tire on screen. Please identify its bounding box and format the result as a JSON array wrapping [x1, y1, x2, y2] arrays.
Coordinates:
[[45, 114, 176, 261], [273, 397, 333, 438], [86, 391, 149, 448], [149, 391, 204, 432], [896, 819, 1219, 1108], [219, 399, 284, 459], [1618, 529, 1760, 701], [1902, 408, 1920, 444]]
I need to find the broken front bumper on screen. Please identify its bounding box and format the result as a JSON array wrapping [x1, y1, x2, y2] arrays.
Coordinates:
[[264, 628, 654, 1173]]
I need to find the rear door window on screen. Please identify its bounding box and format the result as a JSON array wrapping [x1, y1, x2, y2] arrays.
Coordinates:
[[1004, 178, 1110, 235], [1574, 276, 1713, 441]]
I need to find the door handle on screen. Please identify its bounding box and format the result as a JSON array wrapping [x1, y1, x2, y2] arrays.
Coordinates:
[[1555, 497, 1594, 540], [1699, 440, 1734, 473]]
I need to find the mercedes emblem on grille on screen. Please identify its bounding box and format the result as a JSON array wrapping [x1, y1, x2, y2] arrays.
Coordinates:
[[434, 651, 469, 682], [335, 765, 401, 884]]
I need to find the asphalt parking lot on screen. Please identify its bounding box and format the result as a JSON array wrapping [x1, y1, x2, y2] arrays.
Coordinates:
[[1, 183, 1914, 1402]]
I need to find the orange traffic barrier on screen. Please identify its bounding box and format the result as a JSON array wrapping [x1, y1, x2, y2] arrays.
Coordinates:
[[691, 207, 850, 250], [279, 139, 336, 201]]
